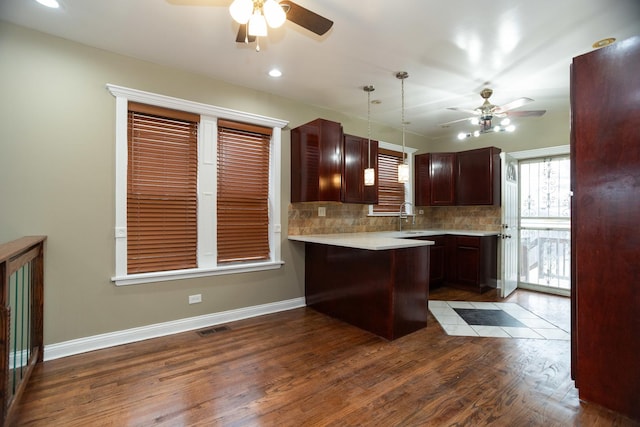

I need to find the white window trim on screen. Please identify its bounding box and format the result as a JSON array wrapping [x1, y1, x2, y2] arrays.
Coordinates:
[[106, 84, 288, 286], [368, 141, 417, 217]]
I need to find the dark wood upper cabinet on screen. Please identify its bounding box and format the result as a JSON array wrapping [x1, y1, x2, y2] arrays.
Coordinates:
[[414, 153, 431, 206], [291, 119, 378, 204], [415, 147, 499, 206], [571, 36, 640, 421], [291, 119, 343, 202], [456, 146, 501, 206], [414, 153, 456, 206], [342, 134, 378, 204], [430, 153, 457, 205]]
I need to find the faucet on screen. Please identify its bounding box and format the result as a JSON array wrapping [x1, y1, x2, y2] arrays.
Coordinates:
[[398, 201, 415, 232]]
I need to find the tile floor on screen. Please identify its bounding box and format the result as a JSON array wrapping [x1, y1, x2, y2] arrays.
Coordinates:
[[428, 300, 570, 340]]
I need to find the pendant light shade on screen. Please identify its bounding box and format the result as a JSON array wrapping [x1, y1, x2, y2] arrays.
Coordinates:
[[363, 85, 376, 187], [364, 168, 375, 186], [397, 163, 409, 183], [396, 71, 409, 183]]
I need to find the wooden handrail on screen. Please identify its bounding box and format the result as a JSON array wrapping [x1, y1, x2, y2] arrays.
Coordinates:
[[0, 236, 46, 425]]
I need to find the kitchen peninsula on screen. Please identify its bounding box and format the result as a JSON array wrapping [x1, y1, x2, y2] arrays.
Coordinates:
[[289, 232, 433, 340], [290, 230, 499, 340]]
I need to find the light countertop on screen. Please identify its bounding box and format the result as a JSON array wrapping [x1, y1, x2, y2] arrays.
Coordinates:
[[288, 229, 499, 251]]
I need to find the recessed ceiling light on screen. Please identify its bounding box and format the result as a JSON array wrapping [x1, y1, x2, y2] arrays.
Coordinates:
[[35, 0, 60, 8], [268, 68, 282, 77], [592, 38, 616, 49]]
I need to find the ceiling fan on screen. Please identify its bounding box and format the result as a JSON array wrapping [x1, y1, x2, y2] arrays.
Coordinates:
[[440, 88, 546, 134], [168, 0, 333, 50], [234, 1, 333, 46]]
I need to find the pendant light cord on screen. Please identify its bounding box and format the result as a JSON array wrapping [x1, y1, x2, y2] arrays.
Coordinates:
[[396, 71, 409, 164], [401, 76, 405, 163], [367, 88, 372, 169]]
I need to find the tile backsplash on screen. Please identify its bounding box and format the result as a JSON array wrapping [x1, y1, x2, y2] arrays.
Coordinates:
[[288, 202, 501, 235]]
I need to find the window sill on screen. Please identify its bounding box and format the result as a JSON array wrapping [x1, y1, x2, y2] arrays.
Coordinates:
[[112, 261, 285, 286]]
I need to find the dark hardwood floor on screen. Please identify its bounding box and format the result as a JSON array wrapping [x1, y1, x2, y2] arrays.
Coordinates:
[[11, 287, 638, 426]]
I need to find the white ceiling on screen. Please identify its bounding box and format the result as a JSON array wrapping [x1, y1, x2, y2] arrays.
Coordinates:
[[1, 0, 639, 141]]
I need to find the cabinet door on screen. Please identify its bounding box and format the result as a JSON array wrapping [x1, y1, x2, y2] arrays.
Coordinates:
[[414, 153, 431, 206], [342, 134, 378, 204], [456, 147, 501, 206], [290, 119, 343, 202], [430, 153, 456, 205], [454, 236, 481, 286]]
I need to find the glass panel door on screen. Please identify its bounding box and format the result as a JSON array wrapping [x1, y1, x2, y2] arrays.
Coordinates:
[[519, 156, 571, 292]]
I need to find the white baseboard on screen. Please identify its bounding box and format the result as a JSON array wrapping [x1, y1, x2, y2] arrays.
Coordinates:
[[44, 297, 306, 361]]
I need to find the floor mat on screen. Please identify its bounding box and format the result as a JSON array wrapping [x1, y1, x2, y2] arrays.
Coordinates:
[[429, 300, 570, 340]]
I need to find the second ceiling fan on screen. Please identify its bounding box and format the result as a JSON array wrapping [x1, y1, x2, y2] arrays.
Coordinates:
[[441, 88, 546, 137]]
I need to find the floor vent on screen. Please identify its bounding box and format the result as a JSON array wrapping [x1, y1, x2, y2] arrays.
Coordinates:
[[196, 326, 230, 337]]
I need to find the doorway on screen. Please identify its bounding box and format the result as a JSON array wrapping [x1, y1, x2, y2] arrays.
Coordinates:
[[501, 146, 571, 297], [518, 155, 571, 295]]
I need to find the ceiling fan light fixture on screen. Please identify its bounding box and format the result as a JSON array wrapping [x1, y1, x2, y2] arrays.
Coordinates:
[[500, 118, 511, 126], [263, 0, 286, 28], [506, 124, 516, 132], [248, 10, 268, 37], [229, 0, 253, 24]]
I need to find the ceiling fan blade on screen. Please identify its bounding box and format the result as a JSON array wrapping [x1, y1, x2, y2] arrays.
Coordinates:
[[506, 110, 547, 117], [439, 117, 475, 127], [236, 24, 256, 43], [281, 1, 333, 35], [494, 97, 533, 113]]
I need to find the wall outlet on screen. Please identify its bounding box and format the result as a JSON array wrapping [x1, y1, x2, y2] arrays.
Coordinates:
[[418, 209, 424, 214], [188, 294, 202, 304], [318, 207, 326, 217]]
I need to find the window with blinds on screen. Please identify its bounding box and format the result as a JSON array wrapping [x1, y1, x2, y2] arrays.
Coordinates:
[[374, 148, 406, 213], [217, 120, 272, 264], [127, 102, 199, 274]]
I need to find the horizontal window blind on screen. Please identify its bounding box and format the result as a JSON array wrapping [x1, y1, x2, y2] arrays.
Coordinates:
[[217, 119, 272, 264], [374, 148, 405, 213], [127, 102, 199, 273]]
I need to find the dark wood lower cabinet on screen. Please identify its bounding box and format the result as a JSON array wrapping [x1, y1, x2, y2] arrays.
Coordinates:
[[417, 234, 497, 293], [304, 243, 429, 340], [450, 235, 497, 292]]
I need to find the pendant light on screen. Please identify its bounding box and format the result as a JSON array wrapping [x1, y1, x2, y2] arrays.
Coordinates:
[[396, 71, 409, 183], [363, 85, 375, 186]]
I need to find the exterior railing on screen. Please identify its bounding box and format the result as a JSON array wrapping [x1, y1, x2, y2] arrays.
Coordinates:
[[520, 228, 571, 289], [0, 236, 46, 425]]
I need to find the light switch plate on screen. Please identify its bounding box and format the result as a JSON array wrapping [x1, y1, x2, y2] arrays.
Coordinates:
[[318, 207, 326, 217]]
